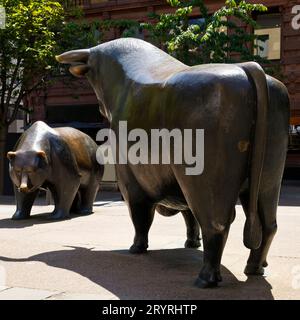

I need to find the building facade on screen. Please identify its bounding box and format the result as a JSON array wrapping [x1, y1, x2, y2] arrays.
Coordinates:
[[29, 1, 300, 119], [27, 0, 300, 165], [4, 0, 299, 194]]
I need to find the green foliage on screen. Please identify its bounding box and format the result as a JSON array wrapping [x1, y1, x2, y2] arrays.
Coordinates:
[[142, 0, 268, 65], [0, 0, 102, 126], [0, 0, 64, 125]]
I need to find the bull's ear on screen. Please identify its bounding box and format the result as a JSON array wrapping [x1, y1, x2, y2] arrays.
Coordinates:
[[7, 151, 16, 161], [56, 49, 91, 78], [69, 64, 90, 78], [37, 150, 48, 163]]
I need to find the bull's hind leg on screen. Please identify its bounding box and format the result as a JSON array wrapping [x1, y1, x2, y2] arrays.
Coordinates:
[[184, 198, 235, 288], [156, 205, 201, 248], [180, 191, 234, 287], [195, 221, 231, 288], [240, 186, 279, 275], [128, 200, 155, 254], [182, 210, 201, 249], [173, 172, 238, 288], [193, 199, 236, 287]]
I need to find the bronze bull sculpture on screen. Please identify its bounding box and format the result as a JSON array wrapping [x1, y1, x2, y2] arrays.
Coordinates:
[[57, 38, 289, 288]]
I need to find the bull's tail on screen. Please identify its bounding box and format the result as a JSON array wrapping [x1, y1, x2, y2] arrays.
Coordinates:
[[239, 62, 269, 250]]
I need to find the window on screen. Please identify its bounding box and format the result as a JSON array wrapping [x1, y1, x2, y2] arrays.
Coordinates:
[[189, 17, 206, 27], [255, 14, 281, 60]]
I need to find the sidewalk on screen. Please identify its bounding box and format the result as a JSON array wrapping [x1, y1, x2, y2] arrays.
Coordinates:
[[0, 183, 299, 300]]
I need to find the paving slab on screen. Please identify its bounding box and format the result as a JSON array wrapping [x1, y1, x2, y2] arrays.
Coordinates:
[[0, 287, 58, 300], [47, 292, 119, 300], [0, 184, 299, 300]]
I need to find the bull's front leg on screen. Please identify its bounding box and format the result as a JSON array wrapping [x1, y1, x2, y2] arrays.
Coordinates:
[[128, 200, 155, 254]]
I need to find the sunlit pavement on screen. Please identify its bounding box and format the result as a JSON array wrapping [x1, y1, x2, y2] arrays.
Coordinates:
[[0, 181, 299, 300]]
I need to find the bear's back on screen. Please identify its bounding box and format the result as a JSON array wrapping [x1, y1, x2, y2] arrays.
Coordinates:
[[54, 127, 98, 171]]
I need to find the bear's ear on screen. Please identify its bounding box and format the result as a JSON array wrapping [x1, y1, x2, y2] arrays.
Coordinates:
[[7, 151, 16, 161], [37, 150, 48, 163]]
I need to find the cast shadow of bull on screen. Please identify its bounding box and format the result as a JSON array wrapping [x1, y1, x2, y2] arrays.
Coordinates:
[[0, 246, 273, 300]]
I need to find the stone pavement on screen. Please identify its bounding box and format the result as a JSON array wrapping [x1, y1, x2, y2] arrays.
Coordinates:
[[0, 181, 299, 300]]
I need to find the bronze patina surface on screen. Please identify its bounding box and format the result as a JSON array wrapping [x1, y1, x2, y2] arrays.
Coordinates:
[[7, 121, 103, 220], [57, 38, 289, 288]]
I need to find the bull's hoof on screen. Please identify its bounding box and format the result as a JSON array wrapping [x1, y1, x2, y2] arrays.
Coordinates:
[[244, 264, 265, 276], [194, 278, 218, 289], [262, 261, 268, 267], [12, 211, 30, 220], [129, 244, 148, 254], [49, 210, 70, 220], [195, 270, 222, 288], [185, 239, 201, 249]]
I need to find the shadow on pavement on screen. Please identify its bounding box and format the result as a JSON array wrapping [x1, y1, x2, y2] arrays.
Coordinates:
[[0, 247, 274, 300], [0, 213, 86, 229]]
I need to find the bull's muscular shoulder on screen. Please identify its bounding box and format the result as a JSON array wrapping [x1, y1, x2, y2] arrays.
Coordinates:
[[98, 39, 248, 88], [98, 38, 187, 85]]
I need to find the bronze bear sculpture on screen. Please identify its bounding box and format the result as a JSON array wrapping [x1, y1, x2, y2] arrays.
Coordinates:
[[7, 121, 103, 220], [57, 38, 289, 288]]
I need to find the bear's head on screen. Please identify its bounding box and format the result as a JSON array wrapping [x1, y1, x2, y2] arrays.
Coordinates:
[[7, 150, 49, 193]]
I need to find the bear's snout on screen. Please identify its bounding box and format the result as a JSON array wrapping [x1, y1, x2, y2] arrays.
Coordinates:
[[19, 184, 29, 193], [18, 174, 30, 193]]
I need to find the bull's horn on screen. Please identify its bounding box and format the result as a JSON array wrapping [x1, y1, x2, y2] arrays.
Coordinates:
[[55, 49, 90, 64]]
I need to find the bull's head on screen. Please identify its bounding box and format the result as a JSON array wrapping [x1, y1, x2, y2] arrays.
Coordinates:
[[55, 49, 90, 78], [56, 48, 112, 121]]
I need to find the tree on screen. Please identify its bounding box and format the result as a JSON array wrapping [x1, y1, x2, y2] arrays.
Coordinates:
[[0, 0, 101, 194], [0, 0, 63, 193], [142, 0, 268, 66]]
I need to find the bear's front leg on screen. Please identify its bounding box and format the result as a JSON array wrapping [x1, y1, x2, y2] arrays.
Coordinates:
[[49, 179, 80, 220], [12, 186, 38, 220]]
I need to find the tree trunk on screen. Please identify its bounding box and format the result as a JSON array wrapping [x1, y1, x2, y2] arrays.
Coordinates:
[[0, 125, 8, 195]]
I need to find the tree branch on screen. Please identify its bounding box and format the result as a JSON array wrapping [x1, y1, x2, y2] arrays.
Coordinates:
[[0, 59, 7, 117], [5, 57, 22, 111], [7, 83, 26, 126], [7, 76, 47, 126]]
